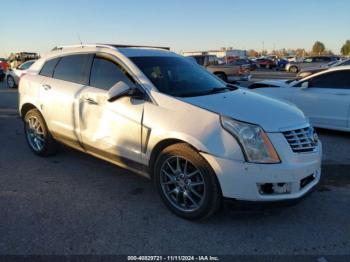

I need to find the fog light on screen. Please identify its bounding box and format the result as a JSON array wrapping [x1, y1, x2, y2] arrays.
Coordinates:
[[258, 183, 291, 195]]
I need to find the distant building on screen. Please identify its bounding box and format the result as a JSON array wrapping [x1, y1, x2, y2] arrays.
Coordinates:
[[182, 48, 247, 60]]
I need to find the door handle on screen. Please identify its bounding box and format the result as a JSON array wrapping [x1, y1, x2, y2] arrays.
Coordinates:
[[84, 98, 98, 105], [42, 84, 51, 91]]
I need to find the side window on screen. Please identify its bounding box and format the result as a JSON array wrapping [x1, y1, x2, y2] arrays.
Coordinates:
[[19, 61, 34, 70], [342, 60, 350, 66], [39, 58, 60, 77], [53, 54, 92, 85], [193, 56, 205, 66], [304, 58, 313, 63], [89, 57, 134, 90], [314, 57, 330, 62], [207, 56, 218, 66], [308, 70, 350, 89]]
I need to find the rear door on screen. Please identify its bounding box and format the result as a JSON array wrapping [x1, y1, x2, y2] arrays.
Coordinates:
[[79, 53, 144, 165], [40, 54, 93, 146], [289, 70, 350, 128]]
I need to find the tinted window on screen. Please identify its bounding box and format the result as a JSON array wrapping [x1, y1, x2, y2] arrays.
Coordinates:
[[341, 60, 350, 66], [314, 57, 331, 62], [207, 56, 218, 65], [192, 56, 205, 66], [19, 61, 35, 70], [89, 57, 134, 90], [53, 54, 92, 84], [131, 56, 230, 97], [308, 70, 350, 89], [40, 58, 60, 77]]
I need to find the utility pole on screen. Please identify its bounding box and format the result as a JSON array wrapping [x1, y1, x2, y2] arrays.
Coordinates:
[[262, 41, 265, 54]]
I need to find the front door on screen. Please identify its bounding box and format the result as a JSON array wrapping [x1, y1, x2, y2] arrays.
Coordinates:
[[79, 54, 144, 166]]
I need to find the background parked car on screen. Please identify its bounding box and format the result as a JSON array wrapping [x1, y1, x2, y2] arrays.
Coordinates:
[[6, 60, 36, 88], [248, 66, 350, 132], [0, 67, 5, 81], [8, 52, 40, 69], [256, 58, 276, 69], [188, 54, 251, 81], [285, 56, 338, 73], [230, 58, 257, 71], [0, 58, 9, 73], [297, 58, 350, 78], [276, 58, 289, 70]]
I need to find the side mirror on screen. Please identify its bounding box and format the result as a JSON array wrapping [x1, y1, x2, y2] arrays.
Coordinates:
[[107, 81, 132, 102], [300, 82, 309, 89], [107, 81, 144, 102]]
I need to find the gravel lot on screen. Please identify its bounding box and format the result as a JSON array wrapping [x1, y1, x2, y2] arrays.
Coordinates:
[[0, 72, 349, 256]]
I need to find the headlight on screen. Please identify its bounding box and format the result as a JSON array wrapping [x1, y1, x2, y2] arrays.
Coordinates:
[[221, 116, 280, 163]]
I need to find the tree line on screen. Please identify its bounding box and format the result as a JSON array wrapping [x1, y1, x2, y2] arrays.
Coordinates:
[[247, 40, 350, 57]]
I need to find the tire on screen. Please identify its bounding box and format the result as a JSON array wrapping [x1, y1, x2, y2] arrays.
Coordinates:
[[266, 64, 270, 69], [7, 75, 17, 88], [215, 73, 227, 82], [289, 66, 298, 73], [154, 143, 222, 220], [24, 108, 57, 156]]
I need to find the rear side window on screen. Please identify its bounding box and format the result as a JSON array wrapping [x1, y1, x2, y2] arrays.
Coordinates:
[[309, 70, 350, 89], [89, 57, 134, 90], [39, 58, 60, 77], [53, 54, 92, 85]]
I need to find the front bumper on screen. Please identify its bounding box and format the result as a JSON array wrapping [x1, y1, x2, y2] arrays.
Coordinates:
[[201, 133, 322, 201]]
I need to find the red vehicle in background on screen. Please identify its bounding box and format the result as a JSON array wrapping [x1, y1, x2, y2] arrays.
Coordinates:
[[256, 58, 276, 69], [0, 58, 9, 73]]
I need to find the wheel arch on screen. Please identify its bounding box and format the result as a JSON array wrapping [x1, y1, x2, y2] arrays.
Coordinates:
[[148, 138, 201, 178], [213, 71, 227, 77], [20, 103, 38, 119]]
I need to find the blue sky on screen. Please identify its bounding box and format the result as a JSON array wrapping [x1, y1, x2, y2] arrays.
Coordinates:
[[1, 0, 350, 57]]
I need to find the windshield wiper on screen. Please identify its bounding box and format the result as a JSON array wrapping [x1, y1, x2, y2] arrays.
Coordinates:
[[174, 85, 237, 98]]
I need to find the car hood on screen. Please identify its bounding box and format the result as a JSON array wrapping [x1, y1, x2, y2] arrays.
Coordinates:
[[300, 66, 328, 72], [180, 89, 307, 132], [251, 79, 292, 87]]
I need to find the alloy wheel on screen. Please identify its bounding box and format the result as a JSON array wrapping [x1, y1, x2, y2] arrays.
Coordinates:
[[160, 156, 206, 212], [25, 116, 45, 152]]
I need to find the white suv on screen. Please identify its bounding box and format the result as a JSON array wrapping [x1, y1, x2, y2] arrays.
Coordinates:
[[19, 44, 322, 219]]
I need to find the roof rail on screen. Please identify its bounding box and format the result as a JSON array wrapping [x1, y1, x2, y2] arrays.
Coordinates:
[[52, 44, 170, 51], [98, 44, 170, 50], [51, 44, 116, 51]]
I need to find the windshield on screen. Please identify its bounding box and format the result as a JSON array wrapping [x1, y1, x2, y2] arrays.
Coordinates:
[[130, 56, 230, 97], [331, 59, 350, 67]]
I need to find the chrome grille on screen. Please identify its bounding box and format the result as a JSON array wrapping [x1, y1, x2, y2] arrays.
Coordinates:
[[283, 126, 318, 153]]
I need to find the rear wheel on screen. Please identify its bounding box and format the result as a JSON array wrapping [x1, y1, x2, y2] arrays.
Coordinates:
[[215, 73, 227, 82], [289, 66, 298, 73], [154, 143, 222, 220], [24, 109, 57, 156], [7, 75, 16, 88]]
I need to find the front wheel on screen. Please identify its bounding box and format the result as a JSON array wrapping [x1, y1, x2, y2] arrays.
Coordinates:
[[289, 66, 298, 73], [24, 108, 57, 156], [154, 143, 222, 220], [215, 73, 227, 82]]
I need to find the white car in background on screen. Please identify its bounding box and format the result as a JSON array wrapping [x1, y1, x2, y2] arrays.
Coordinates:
[[19, 44, 321, 219], [6, 60, 36, 88], [249, 66, 350, 132]]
